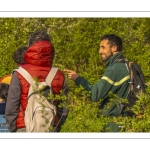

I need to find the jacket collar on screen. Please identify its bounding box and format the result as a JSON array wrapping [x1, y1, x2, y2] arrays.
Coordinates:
[[105, 51, 124, 68]]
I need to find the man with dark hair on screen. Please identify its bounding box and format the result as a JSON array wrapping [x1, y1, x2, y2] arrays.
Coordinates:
[[64, 34, 130, 132], [100, 34, 122, 52]]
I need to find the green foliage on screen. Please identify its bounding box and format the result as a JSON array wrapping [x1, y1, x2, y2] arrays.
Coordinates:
[[1, 18, 150, 132], [60, 85, 110, 132], [114, 89, 150, 132]]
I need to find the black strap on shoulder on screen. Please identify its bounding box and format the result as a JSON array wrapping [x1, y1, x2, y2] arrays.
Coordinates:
[[113, 55, 127, 64], [113, 55, 131, 88]]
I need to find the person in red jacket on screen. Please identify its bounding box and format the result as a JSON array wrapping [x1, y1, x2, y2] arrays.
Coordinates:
[[5, 31, 68, 132], [0, 46, 28, 132], [0, 46, 28, 104]]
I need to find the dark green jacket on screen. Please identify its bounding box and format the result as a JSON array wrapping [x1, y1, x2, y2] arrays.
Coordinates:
[[75, 52, 130, 117]]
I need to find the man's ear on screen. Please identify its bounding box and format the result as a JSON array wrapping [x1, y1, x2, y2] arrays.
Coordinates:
[[112, 45, 118, 53]]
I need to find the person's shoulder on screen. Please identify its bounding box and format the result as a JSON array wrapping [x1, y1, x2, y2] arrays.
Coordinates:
[[55, 68, 65, 78], [105, 62, 126, 74], [111, 61, 126, 69]]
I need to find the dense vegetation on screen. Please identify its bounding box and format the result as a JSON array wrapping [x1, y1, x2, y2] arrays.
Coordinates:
[[1, 18, 150, 132]]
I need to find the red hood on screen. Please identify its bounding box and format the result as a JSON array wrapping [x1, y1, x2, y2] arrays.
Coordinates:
[[24, 40, 54, 66]]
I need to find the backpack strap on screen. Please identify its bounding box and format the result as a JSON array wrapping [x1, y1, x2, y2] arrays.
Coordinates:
[[14, 67, 34, 117], [113, 58, 132, 94], [45, 67, 58, 85], [113, 55, 125, 63], [14, 67, 34, 86], [14, 67, 58, 86]]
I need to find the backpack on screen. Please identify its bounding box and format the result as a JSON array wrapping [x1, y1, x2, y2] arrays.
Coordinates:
[[15, 67, 58, 132], [115, 58, 146, 108]]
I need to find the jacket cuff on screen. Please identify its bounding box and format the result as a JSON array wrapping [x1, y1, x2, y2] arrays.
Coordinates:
[[75, 76, 84, 86]]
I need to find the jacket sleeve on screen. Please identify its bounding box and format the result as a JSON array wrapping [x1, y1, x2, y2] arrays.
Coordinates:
[[75, 68, 118, 102], [75, 76, 111, 102], [5, 72, 21, 132]]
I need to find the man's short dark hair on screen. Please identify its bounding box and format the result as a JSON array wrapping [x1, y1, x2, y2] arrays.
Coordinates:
[[28, 31, 51, 47], [100, 34, 122, 51], [0, 83, 9, 102], [12, 46, 28, 64]]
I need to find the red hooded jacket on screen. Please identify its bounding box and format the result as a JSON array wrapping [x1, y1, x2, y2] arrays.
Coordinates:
[[5, 41, 68, 131]]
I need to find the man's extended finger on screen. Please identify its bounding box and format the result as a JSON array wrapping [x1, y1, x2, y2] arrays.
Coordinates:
[[63, 69, 73, 73]]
